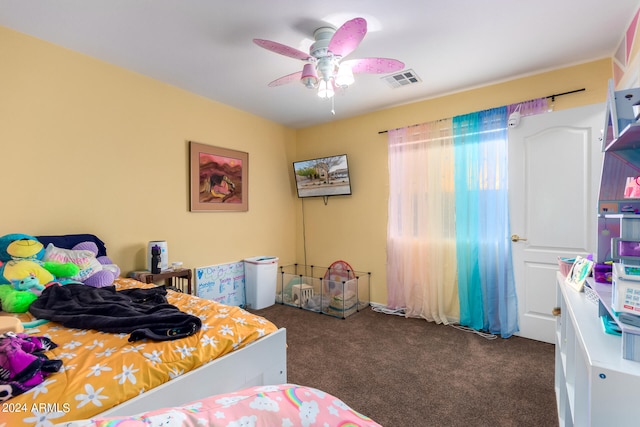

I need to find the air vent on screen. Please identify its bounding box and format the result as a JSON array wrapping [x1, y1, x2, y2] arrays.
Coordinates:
[[383, 69, 422, 88]]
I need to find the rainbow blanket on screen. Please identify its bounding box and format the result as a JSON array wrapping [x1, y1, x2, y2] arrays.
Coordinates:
[[54, 384, 382, 427]]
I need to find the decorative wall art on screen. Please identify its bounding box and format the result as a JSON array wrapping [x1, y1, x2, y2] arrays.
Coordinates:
[[190, 141, 248, 212]]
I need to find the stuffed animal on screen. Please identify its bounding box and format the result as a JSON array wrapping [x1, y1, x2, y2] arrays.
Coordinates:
[[0, 237, 54, 286], [42, 261, 80, 279], [72, 241, 121, 287], [42, 241, 120, 288], [0, 234, 120, 288], [0, 275, 48, 313], [11, 275, 44, 292], [0, 233, 38, 262], [0, 235, 79, 287], [0, 284, 38, 313]]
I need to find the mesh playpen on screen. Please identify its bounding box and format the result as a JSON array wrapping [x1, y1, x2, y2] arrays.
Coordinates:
[[276, 261, 370, 318]]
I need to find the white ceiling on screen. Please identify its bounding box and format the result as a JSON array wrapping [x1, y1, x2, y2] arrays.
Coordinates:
[[1, 1, 639, 129]]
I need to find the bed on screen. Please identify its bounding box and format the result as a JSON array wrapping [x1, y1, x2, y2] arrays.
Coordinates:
[[2, 277, 287, 427]]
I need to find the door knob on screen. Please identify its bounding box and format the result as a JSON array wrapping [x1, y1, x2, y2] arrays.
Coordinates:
[[511, 234, 528, 242]]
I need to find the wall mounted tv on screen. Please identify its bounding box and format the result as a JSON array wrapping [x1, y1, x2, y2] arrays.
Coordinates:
[[293, 154, 352, 198]]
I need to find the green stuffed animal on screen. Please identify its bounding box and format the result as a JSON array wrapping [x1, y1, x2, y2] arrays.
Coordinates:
[[43, 261, 80, 279], [0, 284, 38, 313]]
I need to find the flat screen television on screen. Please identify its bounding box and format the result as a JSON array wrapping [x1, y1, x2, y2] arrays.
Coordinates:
[[293, 154, 352, 198]]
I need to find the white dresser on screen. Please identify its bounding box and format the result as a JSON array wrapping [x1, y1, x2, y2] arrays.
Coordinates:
[[555, 272, 640, 426]]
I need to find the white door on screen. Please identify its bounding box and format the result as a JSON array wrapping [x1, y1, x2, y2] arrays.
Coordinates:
[[509, 103, 604, 343]]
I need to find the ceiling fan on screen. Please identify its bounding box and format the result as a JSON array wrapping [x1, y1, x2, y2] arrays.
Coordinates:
[[253, 17, 405, 100]]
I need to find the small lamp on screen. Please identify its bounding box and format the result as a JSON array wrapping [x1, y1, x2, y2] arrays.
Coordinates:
[[317, 79, 335, 99], [300, 63, 318, 89], [335, 63, 354, 87]]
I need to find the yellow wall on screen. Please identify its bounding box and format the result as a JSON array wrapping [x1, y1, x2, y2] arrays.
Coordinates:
[[296, 59, 612, 303], [1, 24, 613, 305], [0, 26, 298, 274]]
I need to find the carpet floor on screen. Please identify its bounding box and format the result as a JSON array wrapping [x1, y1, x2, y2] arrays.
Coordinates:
[[251, 303, 558, 427]]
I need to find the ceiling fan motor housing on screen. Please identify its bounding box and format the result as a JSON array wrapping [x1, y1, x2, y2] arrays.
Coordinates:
[[310, 27, 335, 58], [310, 27, 339, 82]]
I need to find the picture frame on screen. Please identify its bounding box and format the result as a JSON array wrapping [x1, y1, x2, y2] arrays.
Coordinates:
[[189, 141, 248, 212], [565, 255, 594, 292]]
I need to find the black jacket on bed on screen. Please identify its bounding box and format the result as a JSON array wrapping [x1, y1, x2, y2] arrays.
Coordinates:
[[29, 284, 201, 342]]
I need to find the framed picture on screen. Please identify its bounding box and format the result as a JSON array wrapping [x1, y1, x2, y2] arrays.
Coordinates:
[[189, 141, 248, 212], [565, 256, 594, 292]]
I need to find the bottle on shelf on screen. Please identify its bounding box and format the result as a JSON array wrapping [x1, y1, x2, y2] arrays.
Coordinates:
[[151, 245, 161, 274]]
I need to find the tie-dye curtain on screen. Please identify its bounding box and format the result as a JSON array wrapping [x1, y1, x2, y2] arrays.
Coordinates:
[[453, 107, 518, 337], [386, 98, 547, 337], [386, 120, 459, 324]]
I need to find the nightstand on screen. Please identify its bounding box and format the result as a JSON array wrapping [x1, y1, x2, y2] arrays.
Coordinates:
[[131, 269, 192, 294]]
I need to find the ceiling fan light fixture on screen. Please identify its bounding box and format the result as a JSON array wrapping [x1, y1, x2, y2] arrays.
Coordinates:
[[300, 63, 318, 88], [255, 17, 404, 105], [335, 64, 354, 87], [317, 79, 335, 99]]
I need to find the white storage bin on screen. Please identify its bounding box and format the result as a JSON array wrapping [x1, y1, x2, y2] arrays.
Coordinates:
[[244, 256, 279, 309]]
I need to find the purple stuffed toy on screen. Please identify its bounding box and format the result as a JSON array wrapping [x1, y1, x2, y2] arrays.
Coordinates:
[[71, 242, 121, 288]]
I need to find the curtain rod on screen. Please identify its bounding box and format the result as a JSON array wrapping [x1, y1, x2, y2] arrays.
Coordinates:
[[377, 87, 586, 134], [546, 88, 585, 102]]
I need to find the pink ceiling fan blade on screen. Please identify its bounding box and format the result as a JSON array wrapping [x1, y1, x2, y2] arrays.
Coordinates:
[[268, 71, 303, 87], [328, 17, 367, 58], [343, 58, 405, 74], [253, 39, 311, 61]]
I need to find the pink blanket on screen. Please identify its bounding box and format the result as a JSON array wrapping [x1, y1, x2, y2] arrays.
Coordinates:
[[55, 384, 382, 427]]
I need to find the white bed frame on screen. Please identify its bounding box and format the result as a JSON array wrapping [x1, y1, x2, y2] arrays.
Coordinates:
[[97, 328, 287, 417]]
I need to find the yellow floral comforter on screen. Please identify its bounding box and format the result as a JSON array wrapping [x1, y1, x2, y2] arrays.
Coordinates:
[[1, 278, 278, 427]]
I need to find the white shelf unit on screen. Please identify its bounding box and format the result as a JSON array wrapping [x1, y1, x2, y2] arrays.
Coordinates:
[[597, 82, 640, 264], [605, 214, 640, 265], [555, 272, 640, 426]]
